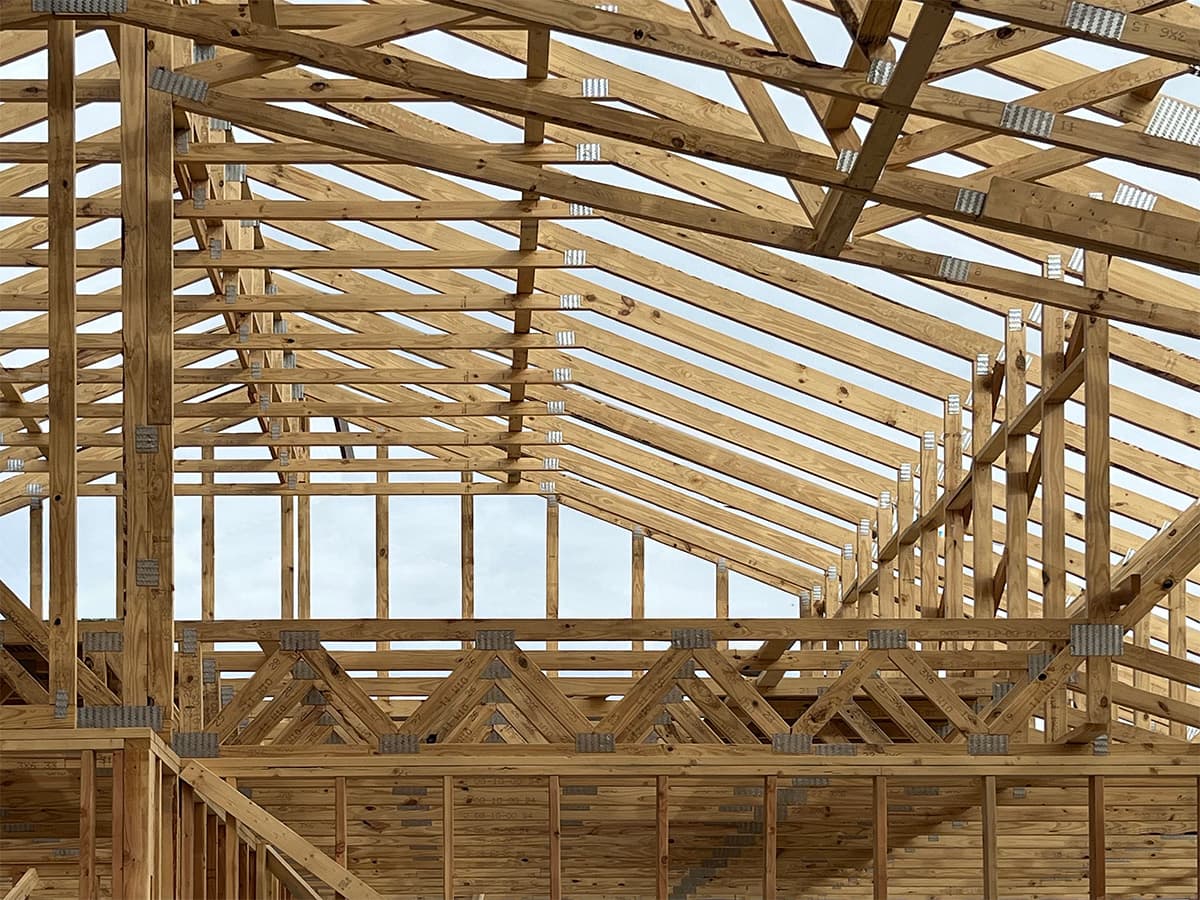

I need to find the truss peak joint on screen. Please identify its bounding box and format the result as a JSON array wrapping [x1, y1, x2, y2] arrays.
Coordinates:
[[1070, 623, 1124, 656], [172, 732, 219, 758], [379, 733, 420, 754], [475, 629, 516, 651], [481, 658, 512, 680], [867, 628, 907, 649], [148, 67, 209, 103], [575, 732, 616, 753], [292, 659, 316, 680], [78, 706, 164, 730], [671, 628, 714, 649], [279, 630, 321, 651]]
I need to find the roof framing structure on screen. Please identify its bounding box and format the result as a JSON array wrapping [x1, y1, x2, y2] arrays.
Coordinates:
[[0, 0, 1198, 897]]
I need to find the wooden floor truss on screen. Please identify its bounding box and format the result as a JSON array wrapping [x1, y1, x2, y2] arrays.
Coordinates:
[[0, 0, 1198, 897]]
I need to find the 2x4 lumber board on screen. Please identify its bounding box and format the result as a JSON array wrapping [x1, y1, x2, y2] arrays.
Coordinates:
[[71, 0, 1200, 328], [0, 291, 581, 312], [4, 248, 584, 270], [548, 775, 562, 900], [1, 870, 41, 900], [80, 749, 98, 899], [181, 762, 384, 900], [0, 401, 564, 419], [873, 774, 888, 900], [123, 738, 156, 898], [0, 647, 50, 704], [1005, 313, 1030, 625], [0, 332, 578, 351], [0, 367, 572, 386], [655, 775, 668, 900], [45, 17, 76, 725], [443, 775, 455, 900], [953, 0, 1200, 64], [27, 501, 42, 619], [3, 430, 560, 448], [376, 448, 389, 652], [173, 616, 1077, 643], [811, 1, 954, 254], [763, 774, 777, 900], [281, 495, 295, 619], [982, 775, 999, 900], [1089, 775, 1107, 899]]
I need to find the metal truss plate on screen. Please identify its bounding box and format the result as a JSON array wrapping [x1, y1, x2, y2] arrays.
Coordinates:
[[954, 187, 986, 216], [563, 784, 598, 796], [32, 0, 127, 11], [1028, 652, 1054, 680], [79, 705, 163, 730], [148, 66, 209, 102], [991, 681, 1015, 702], [1093, 734, 1110, 756], [220, 685, 235, 707], [662, 686, 685, 705], [82, 631, 122, 654], [172, 732, 219, 758], [279, 630, 321, 651], [771, 733, 812, 755], [867, 628, 907, 649], [1070, 623, 1124, 656], [202, 659, 217, 684], [676, 658, 697, 679], [814, 742, 856, 756], [292, 660, 316, 680], [938, 256, 971, 283], [575, 732, 615, 753], [1145, 96, 1200, 144], [966, 733, 1009, 756], [475, 630, 515, 651], [671, 628, 714, 650], [482, 685, 507, 704], [1065, 1, 1126, 39], [482, 657, 511, 681], [54, 689, 69, 719], [379, 733, 420, 754], [134, 425, 158, 454], [303, 688, 325, 706], [999, 102, 1056, 139], [134, 559, 160, 588]]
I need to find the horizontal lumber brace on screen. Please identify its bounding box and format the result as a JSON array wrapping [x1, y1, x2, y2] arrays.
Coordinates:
[[0, 399, 561, 418], [65, 481, 547, 497], [0, 366, 572, 386], [0, 291, 580, 313], [0, 197, 587, 222], [0, 332, 580, 351], [164, 616, 1076, 643], [15, 456, 560, 475], [3, 249, 587, 271], [952, 0, 1200, 65], [0, 140, 605, 165], [0, 75, 609, 102], [1, 429, 561, 448]]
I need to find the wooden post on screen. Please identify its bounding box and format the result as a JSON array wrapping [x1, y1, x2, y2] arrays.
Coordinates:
[[876, 492, 893, 616], [856, 519, 872, 619], [28, 498, 42, 619], [655, 775, 668, 900], [943, 395, 964, 637], [1168, 583, 1187, 740], [546, 496, 559, 659], [982, 775, 998, 900], [1041, 283, 1068, 738], [193, 798, 207, 900], [919, 433, 938, 618], [896, 465, 915, 618], [872, 775, 888, 900], [201, 446, 215, 625], [122, 738, 155, 897], [112, 749, 125, 900], [971, 354, 995, 644], [222, 812, 238, 900], [79, 749, 98, 900], [461, 474, 474, 637], [178, 783, 195, 900], [297, 494, 311, 618], [715, 558, 729, 649], [631, 526, 645, 653], [1004, 310, 1029, 627], [763, 774, 777, 900], [159, 768, 176, 900], [334, 777, 347, 899], [376, 447, 389, 651], [1084, 251, 1111, 731], [115, 473, 125, 618], [548, 775, 561, 900], [443, 775, 455, 900], [1089, 775, 1106, 899], [281, 496, 295, 619], [46, 16, 77, 724]]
